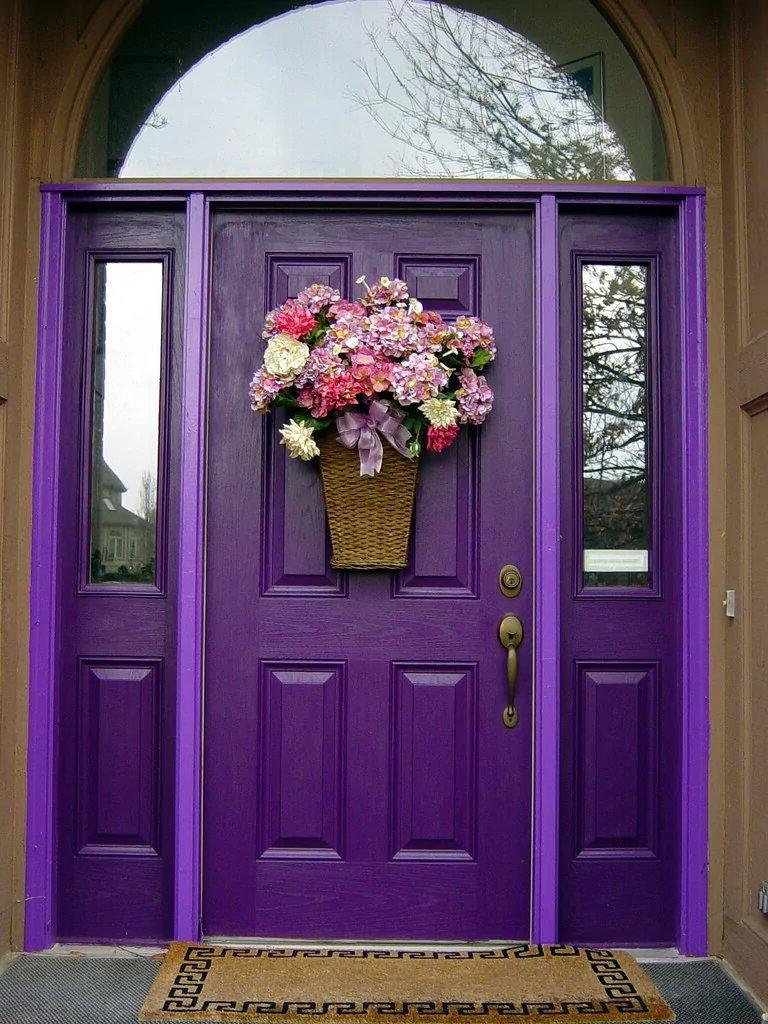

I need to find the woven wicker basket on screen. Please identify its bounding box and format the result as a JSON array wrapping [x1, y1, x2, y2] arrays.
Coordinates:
[[318, 431, 419, 570]]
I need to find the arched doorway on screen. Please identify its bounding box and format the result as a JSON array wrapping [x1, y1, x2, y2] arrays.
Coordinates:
[[25, 0, 708, 955]]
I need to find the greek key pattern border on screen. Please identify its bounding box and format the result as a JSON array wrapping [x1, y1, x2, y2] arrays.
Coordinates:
[[160, 945, 652, 1018]]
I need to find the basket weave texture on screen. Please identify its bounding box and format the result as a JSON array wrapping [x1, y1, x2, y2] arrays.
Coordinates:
[[318, 431, 419, 570]]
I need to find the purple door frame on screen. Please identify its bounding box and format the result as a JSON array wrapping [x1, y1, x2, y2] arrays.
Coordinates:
[[25, 181, 708, 954]]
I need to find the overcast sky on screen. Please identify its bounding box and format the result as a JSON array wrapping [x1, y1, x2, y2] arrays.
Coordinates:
[[101, 262, 162, 516]]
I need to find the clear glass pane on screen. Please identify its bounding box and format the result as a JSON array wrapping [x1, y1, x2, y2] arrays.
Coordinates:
[[89, 262, 163, 586], [581, 263, 651, 589], [76, 0, 668, 181]]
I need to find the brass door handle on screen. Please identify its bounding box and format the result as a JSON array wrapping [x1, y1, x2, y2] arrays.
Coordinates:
[[498, 613, 524, 729]]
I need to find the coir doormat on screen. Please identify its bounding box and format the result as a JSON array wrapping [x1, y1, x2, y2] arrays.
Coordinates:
[[139, 943, 675, 1023]]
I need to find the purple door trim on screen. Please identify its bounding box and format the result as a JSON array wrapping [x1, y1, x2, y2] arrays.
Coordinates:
[[25, 181, 708, 954], [679, 193, 709, 956], [174, 192, 210, 941], [25, 189, 66, 951], [531, 194, 560, 944]]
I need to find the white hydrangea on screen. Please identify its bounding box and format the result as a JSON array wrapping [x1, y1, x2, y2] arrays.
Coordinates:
[[264, 333, 310, 382], [419, 397, 459, 427], [279, 419, 320, 461]]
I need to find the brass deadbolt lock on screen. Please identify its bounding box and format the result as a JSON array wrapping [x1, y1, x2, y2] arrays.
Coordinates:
[[498, 564, 523, 598]]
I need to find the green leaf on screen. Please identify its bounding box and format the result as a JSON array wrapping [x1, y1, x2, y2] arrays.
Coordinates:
[[293, 409, 332, 432], [274, 393, 301, 409], [471, 349, 493, 369]]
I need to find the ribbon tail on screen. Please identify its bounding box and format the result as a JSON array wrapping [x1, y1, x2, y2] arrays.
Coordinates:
[[386, 423, 413, 459], [357, 427, 383, 476]]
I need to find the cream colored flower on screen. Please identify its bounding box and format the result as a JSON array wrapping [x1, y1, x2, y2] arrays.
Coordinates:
[[279, 419, 320, 461], [264, 333, 310, 382], [420, 397, 459, 427]]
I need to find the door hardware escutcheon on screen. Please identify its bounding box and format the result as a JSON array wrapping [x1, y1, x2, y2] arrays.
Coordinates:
[[498, 564, 523, 598], [498, 613, 523, 729]]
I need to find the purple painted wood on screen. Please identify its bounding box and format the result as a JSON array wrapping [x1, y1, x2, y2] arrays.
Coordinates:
[[26, 189, 65, 951], [27, 183, 708, 952], [173, 193, 209, 941], [54, 208, 185, 941], [203, 208, 535, 939], [558, 208, 683, 945], [41, 181, 705, 197], [679, 194, 709, 956], [531, 193, 560, 944]]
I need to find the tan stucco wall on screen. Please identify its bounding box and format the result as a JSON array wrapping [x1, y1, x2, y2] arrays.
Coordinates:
[[718, 0, 768, 999], [0, 0, 764, 1003]]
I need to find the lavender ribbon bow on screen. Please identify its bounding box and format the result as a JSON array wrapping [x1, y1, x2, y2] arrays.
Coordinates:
[[336, 399, 413, 476]]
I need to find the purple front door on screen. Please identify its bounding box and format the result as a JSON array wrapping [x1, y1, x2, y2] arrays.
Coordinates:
[[203, 209, 534, 939], [46, 191, 699, 950]]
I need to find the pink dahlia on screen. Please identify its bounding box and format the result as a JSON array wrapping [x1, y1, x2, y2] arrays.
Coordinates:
[[426, 424, 460, 453], [300, 370, 360, 418], [273, 304, 317, 338]]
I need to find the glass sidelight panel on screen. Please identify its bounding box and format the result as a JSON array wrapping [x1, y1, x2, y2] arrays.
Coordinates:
[[580, 262, 651, 589], [88, 261, 164, 586]]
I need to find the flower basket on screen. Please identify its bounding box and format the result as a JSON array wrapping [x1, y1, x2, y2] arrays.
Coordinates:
[[318, 431, 419, 570], [249, 276, 497, 572]]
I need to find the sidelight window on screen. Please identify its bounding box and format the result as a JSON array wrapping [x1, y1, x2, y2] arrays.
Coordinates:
[[86, 260, 165, 588], [579, 261, 653, 590]]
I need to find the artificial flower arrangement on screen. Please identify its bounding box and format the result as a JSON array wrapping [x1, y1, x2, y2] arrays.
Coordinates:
[[248, 275, 496, 569]]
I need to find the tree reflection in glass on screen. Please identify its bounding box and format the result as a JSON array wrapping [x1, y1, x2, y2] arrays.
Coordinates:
[[581, 263, 650, 588], [356, 1, 633, 179]]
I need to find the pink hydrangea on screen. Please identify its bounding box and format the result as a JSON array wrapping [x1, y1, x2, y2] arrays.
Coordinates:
[[455, 367, 494, 424], [295, 283, 341, 313], [367, 306, 422, 358], [350, 347, 394, 396], [390, 352, 449, 406], [273, 303, 317, 338], [362, 277, 410, 308], [294, 344, 343, 389], [249, 368, 283, 411], [326, 312, 368, 351], [452, 316, 497, 361], [329, 299, 367, 318]]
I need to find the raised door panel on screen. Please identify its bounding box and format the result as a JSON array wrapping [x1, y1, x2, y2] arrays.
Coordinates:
[[395, 431, 479, 598], [396, 256, 479, 319], [390, 665, 477, 861], [76, 660, 161, 855], [258, 662, 346, 859], [575, 663, 659, 858]]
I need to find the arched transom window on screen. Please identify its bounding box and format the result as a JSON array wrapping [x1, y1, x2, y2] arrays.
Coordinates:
[[77, 0, 668, 180]]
